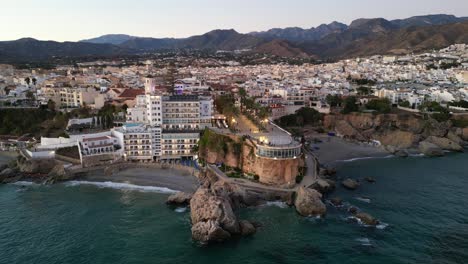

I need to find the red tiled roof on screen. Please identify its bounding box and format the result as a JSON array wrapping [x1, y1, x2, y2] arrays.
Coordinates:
[[118, 89, 145, 99]]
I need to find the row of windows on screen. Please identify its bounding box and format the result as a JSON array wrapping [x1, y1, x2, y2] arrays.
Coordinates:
[[256, 147, 301, 159]]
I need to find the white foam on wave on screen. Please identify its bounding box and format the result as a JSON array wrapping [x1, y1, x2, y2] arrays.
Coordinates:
[[355, 197, 371, 203], [338, 155, 394, 163], [376, 222, 389, 230], [264, 201, 289, 209], [409, 153, 425, 157], [10, 181, 39, 186], [175, 207, 188, 213], [355, 237, 372, 246], [347, 216, 389, 230], [64, 181, 177, 194]]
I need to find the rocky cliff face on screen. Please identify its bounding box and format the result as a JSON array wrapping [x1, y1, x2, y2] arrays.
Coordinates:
[[200, 131, 303, 186], [241, 140, 302, 187], [324, 113, 466, 153]]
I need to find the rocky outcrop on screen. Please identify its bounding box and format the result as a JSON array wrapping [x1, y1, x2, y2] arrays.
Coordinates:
[[166, 192, 193, 205], [376, 130, 418, 150], [355, 212, 379, 226], [191, 220, 232, 243], [294, 187, 326, 217], [0, 168, 14, 178], [364, 177, 376, 183], [419, 141, 444, 157], [239, 220, 256, 236], [324, 113, 465, 155], [426, 136, 464, 152], [311, 179, 335, 194], [17, 158, 57, 174], [189, 179, 259, 243], [447, 131, 464, 146], [342, 178, 359, 190], [330, 197, 343, 207], [334, 120, 365, 140], [462, 128, 468, 141], [48, 164, 67, 178]]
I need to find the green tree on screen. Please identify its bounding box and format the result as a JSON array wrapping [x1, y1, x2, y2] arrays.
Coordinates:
[[399, 100, 411, 108], [32, 78, 37, 86], [25, 77, 31, 86], [357, 86, 371, 95], [326, 94, 343, 107], [238, 87, 247, 111], [366, 98, 392, 113], [342, 96, 359, 114], [47, 99, 56, 111]]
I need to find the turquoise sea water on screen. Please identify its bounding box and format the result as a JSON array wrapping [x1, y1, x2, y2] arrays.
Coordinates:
[[1, 153, 467, 264]]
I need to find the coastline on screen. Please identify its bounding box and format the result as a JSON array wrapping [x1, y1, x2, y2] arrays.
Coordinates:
[[76, 167, 199, 193], [310, 136, 390, 167]]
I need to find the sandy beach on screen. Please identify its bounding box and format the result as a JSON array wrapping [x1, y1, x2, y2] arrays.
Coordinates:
[[307, 135, 390, 166], [79, 167, 200, 193]]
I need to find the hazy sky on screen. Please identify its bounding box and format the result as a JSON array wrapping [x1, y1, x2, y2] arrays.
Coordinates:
[[2, 0, 467, 42]]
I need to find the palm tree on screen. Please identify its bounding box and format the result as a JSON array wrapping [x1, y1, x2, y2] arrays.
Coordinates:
[[32, 78, 37, 86], [238, 87, 247, 111], [25, 77, 31, 86]]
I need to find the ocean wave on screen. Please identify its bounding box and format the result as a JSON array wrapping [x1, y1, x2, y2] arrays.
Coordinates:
[[354, 197, 371, 203], [175, 207, 188, 213], [64, 181, 177, 194], [409, 153, 425, 157], [10, 181, 40, 187], [338, 155, 394, 163], [347, 216, 389, 230], [264, 201, 289, 209], [355, 237, 372, 246], [376, 222, 389, 230]]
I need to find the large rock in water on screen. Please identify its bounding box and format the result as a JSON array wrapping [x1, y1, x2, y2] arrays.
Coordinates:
[[426, 136, 464, 152], [191, 220, 231, 243], [355, 212, 379, 226], [311, 179, 335, 194], [167, 192, 193, 205], [239, 220, 256, 236], [419, 141, 444, 157], [342, 178, 359, 190], [294, 187, 326, 217], [190, 187, 240, 243]]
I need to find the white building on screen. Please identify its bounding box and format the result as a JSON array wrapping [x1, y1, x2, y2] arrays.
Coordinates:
[[123, 94, 214, 161]]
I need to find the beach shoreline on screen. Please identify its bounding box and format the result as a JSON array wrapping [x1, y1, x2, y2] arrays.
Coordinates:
[[307, 136, 391, 167], [77, 167, 200, 193]]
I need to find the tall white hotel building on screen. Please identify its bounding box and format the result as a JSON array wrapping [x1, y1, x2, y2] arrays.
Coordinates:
[[118, 77, 213, 162]]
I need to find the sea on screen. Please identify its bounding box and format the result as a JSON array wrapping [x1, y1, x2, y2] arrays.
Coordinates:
[[0, 153, 467, 264]]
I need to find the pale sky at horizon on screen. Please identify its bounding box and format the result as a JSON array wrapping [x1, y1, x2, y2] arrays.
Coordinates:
[[1, 0, 467, 42]]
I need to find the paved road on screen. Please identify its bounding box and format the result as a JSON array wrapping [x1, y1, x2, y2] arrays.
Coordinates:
[[300, 149, 318, 188], [208, 164, 295, 193]]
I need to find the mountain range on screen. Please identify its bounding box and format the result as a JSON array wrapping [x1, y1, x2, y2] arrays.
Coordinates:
[[1, 14, 467, 63]]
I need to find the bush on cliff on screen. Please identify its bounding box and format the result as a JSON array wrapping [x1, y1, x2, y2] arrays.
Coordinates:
[[366, 98, 392, 114], [275, 107, 322, 127], [342, 96, 359, 114]]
